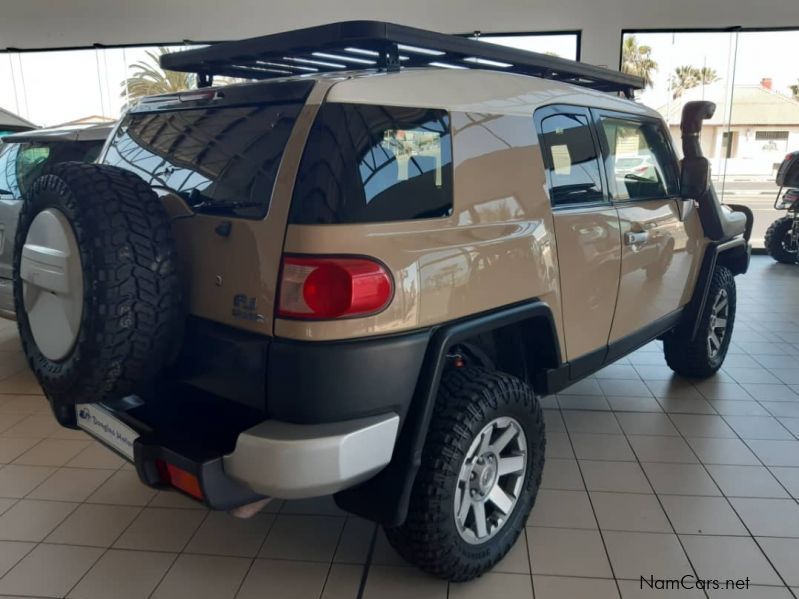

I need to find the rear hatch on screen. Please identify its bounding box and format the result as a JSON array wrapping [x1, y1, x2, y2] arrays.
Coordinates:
[[101, 79, 316, 337]]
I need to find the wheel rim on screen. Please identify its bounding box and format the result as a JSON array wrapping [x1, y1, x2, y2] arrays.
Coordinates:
[[20, 208, 84, 361], [454, 416, 527, 545], [707, 288, 729, 359], [781, 228, 799, 254]]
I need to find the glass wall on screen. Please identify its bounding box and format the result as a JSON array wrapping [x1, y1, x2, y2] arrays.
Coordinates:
[[622, 29, 799, 247], [0, 45, 193, 129], [476, 33, 579, 61], [1, 33, 578, 133]]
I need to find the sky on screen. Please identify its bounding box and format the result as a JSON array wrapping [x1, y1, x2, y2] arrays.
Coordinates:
[[627, 30, 799, 110]]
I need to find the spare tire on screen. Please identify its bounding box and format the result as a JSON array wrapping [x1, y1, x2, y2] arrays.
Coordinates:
[[13, 162, 182, 406]]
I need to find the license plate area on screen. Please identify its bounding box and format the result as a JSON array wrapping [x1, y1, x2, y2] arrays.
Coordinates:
[[76, 404, 139, 461]]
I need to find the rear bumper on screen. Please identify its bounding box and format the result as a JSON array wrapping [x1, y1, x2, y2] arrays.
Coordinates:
[[223, 413, 399, 499], [134, 412, 399, 507]]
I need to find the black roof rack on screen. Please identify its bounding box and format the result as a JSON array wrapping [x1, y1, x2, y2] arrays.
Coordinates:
[[161, 21, 644, 97]]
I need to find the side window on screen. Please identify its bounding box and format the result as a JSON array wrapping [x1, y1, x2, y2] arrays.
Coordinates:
[[290, 103, 453, 224], [600, 117, 679, 201], [16, 144, 51, 195], [539, 113, 604, 206]]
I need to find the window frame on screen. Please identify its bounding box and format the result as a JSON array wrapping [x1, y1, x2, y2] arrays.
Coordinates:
[[590, 108, 681, 204], [533, 104, 610, 211]]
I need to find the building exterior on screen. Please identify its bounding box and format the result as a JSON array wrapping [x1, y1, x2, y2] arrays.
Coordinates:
[[658, 80, 799, 177]]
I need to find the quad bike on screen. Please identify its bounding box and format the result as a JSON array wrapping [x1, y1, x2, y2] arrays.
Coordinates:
[[765, 150, 799, 264]]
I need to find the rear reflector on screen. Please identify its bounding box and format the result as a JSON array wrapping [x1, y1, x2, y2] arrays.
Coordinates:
[[155, 459, 203, 500], [278, 256, 393, 319]]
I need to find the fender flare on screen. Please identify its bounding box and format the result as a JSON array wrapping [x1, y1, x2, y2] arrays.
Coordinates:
[[686, 238, 749, 342], [334, 300, 560, 526]]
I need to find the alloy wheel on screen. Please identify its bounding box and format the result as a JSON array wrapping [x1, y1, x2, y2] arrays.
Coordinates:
[[454, 416, 527, 544], [707, 288, 729, 359]]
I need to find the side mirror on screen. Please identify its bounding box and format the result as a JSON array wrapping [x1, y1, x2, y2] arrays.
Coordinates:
[[680, 156, 711, 200]]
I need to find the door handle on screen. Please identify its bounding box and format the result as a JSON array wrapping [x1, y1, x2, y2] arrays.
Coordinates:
[[624, 231, 649, 246]]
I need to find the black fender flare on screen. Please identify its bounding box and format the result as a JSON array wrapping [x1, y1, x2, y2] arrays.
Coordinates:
[[334, 300, 560, 526], [685, 238, 749, 342]]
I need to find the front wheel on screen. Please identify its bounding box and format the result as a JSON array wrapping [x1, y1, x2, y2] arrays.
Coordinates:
[[384, 367, 545, 581], [664, 265, 736, 377], [764, 216, 799, 264]]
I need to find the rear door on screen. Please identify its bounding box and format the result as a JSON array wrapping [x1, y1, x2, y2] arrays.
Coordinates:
[[593, 110, 700, 344], [535, 106, 622, 370]]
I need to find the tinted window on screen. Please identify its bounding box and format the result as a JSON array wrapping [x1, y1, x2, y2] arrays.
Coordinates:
[[104, 104, 302, 218], [600, 117, 679, 201], [0, 141, 105, 198], [290, 104, 453, 224], [0, 143, 21, 198], [539, 113, 604, 206]]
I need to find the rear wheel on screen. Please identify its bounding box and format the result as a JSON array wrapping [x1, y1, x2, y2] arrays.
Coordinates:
[[384, 367, 545, 581], [13, 162, 182, 408], [664, 265, 736, 377], [764, 216, 799, 264]]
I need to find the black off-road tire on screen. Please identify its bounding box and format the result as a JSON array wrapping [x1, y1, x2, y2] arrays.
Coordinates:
[[764, 216, 798, 264], [384, 367, 545, 581], [13, 162, 182, 406], [663, 265, 736, 378]]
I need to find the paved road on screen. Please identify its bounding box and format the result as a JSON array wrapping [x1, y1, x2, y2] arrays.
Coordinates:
[[719, 192, 783, 245]]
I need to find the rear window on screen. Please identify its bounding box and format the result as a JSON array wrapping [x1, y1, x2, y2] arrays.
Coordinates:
[[0, 140, 103, 198], [103, 103, 302, 218], [290, 103, 453, 225]]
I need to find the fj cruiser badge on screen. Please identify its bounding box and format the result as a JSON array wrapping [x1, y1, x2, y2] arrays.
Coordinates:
[[232, 294, 265, 323]]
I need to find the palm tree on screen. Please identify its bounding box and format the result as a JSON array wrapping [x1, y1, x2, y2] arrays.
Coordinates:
[[668, 65, 720, 99], [621, 35, 658, 88], [121, 47, 194, 104]]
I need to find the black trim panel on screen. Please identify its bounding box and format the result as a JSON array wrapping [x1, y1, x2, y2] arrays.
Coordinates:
[[267, 330, 431, 424], [541, 308, 683, 395]]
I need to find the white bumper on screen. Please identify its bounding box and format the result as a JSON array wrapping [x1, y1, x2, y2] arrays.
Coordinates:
[[222, 413, 399, 499]]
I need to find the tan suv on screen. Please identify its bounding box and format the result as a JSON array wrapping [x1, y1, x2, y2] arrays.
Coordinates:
[[11, 21, 751, 581]]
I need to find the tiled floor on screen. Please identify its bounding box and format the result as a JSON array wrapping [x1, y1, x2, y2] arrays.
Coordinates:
[[0, 256, 797, 598]]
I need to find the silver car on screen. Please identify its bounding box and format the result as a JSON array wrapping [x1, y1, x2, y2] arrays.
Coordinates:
[[0, 123, 113, 319]]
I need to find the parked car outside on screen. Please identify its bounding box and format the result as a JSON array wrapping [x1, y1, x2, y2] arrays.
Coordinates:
[[0, 123, 113, 318]]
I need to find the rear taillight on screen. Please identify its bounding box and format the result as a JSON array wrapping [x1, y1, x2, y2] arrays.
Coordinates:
[[277, 256, 393, 320]]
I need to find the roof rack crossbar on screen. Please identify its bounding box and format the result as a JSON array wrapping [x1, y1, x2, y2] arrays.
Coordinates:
[[161, 21, 644, 96]]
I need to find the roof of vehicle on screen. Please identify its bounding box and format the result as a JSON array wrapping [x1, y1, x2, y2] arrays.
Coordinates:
[[2, 122, 115, 144], [161, 20, 644, 97], [0, 107, 36, 131]]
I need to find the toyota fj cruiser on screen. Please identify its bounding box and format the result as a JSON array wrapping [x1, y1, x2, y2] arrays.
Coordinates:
[[13, 21, 751, 581]]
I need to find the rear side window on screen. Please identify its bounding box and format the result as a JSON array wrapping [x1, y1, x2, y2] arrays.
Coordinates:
[[104, 104, 302, 218], [539, 113, 604, 206], [0, 143, 21, 198], [600, 117, 679, 201], [290, 103, 453, 224]]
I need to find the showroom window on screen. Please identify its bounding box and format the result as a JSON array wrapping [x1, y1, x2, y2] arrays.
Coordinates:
[[472, 32, 579, 61], [0, 44, 196, 128], [621, 28, 799, 246], [538, 112, 604, 206]]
